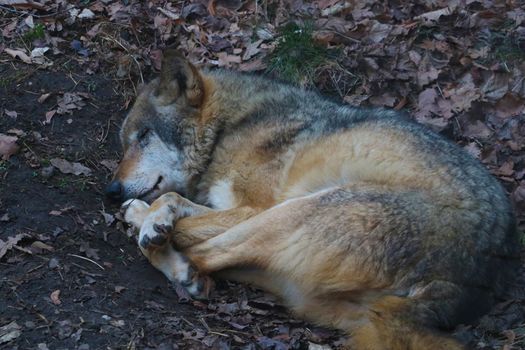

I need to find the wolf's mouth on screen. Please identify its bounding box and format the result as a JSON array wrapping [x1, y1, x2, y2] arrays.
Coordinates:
[[138, 176, 163, 200]]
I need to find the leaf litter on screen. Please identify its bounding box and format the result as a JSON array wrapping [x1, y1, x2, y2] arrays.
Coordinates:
[[0, 0, 524, 349]]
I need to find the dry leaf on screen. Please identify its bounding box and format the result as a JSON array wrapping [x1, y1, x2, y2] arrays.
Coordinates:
[[415, 6, 454, 25], [0, 321, 22, 345], [38, 93, 51, 103], [367, 21, 391, 43], [78, 8, 95, 19], [4, 48, 32, 64], [100, 159, 118, 172], [0, 233, 28, 259], [463, 120, 493, 139], [44, 110, 57, 124], [56, 93, 85, 115], [217, 52, 241, 67], [30, 241, 54, 254], [0, 133, 19, 160], [50, 158, 92, 176], [115, 286, 126, 293], [4, 110, 17, 119], [243, 40, 263, 61], [50, 289, 61, 305], [100, 211, 115, 226]]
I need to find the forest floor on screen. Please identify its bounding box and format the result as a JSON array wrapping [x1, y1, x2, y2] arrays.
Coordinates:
[[1, 1, 524, 349]]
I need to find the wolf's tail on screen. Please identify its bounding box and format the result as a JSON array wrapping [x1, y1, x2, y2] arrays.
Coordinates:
[[349, 295, 465, 350]]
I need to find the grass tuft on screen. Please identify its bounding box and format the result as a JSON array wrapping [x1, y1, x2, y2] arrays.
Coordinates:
[[267, 22, 329, 86]]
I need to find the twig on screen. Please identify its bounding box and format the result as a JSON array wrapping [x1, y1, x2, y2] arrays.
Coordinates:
[[68, 253, 105, 270], [0, 4, 69, 18]]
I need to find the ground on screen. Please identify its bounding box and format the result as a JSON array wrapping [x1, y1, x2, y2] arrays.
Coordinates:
[[0, 1, 524, 349]]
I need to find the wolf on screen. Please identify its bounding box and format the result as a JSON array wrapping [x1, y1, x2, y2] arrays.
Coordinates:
[[106, 50, 519, 349]]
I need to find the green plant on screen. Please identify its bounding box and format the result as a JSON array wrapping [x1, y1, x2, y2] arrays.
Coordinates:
[[75, 179, 89, 191], [24, 23, 46, 42], [0, 160, 8, 172], [57, 177, 69, 188], [476, 28, 525, 67], [86, 80, 98, 93], [267, 22, 329, 86]]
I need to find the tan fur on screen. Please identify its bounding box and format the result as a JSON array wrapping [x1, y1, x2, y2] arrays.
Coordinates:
[[113, 50, 519, 350]]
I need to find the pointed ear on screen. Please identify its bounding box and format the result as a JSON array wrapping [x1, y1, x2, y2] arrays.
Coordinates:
[[154, 50, 204, 107]]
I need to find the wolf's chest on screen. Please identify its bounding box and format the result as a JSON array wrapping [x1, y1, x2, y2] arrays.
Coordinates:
[[207, 179, 238, 210]]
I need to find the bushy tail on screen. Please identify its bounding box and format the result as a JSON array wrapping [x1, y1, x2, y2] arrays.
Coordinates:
[[350, 296, 465, 350]]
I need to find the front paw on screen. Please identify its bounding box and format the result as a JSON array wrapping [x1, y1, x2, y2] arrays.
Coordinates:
[[139, 205, 177, 249], [122, 198, 150, 230]]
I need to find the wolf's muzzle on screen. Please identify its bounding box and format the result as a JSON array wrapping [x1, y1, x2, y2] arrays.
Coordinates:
[[105, 180, 123, 201]]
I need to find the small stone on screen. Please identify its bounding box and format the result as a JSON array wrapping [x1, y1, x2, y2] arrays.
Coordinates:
[[48, 258, 59, 269], [41, 166, 55, 178]]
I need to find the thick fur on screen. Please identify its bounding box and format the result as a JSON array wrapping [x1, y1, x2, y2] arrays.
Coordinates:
[[112, 50, 519, 349]]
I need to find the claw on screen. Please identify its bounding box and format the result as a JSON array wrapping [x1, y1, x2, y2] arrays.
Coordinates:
[[153, 223, 172, 235]]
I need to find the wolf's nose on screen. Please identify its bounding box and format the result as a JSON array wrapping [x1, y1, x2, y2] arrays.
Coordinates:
[[105, 180, 123, 201]]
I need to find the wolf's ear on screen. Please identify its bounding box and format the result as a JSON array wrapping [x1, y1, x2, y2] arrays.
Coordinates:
[[154, 50, 204, 107]]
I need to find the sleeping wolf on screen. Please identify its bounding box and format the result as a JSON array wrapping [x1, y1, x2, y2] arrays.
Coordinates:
[[106, 50, 518, 349]]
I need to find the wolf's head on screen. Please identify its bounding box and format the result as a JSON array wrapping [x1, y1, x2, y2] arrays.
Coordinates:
[[106, 51, 216, 203]]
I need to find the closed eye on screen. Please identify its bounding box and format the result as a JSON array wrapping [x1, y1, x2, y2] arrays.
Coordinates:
[[138, 128, 150, 141]]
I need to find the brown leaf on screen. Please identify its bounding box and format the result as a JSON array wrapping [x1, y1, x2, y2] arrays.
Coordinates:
[[0, 133, 19, 160], [44, 110, 57, 124], [415, 6, 454, 25], [217, 52, 241, 67], [50, 158, 92, 176], [494, 94, 525, 119], [1, 20, 17, 39], [56, 93, 85, 115], [417, 55, 440, 87], [367, 21, 391, 43], [0, 321, 22, 344], [114, 286, 126, 293], [4, 48, 32, 64], [415, 88, 438, 119], [0, 234, 28, 259], [100, 159, 118, 172], [443, 73, 481, 115], [38, 93, 51, 103], [50, 289, 61, 305], [243, 40, 263, 61], [29, 241, 54, 254], [463, 120, 493, 139], [4, 110, 17, 119], [369, 94, 397, 107], [100, 211, 115, 226], [494, 161, 514, 177]]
